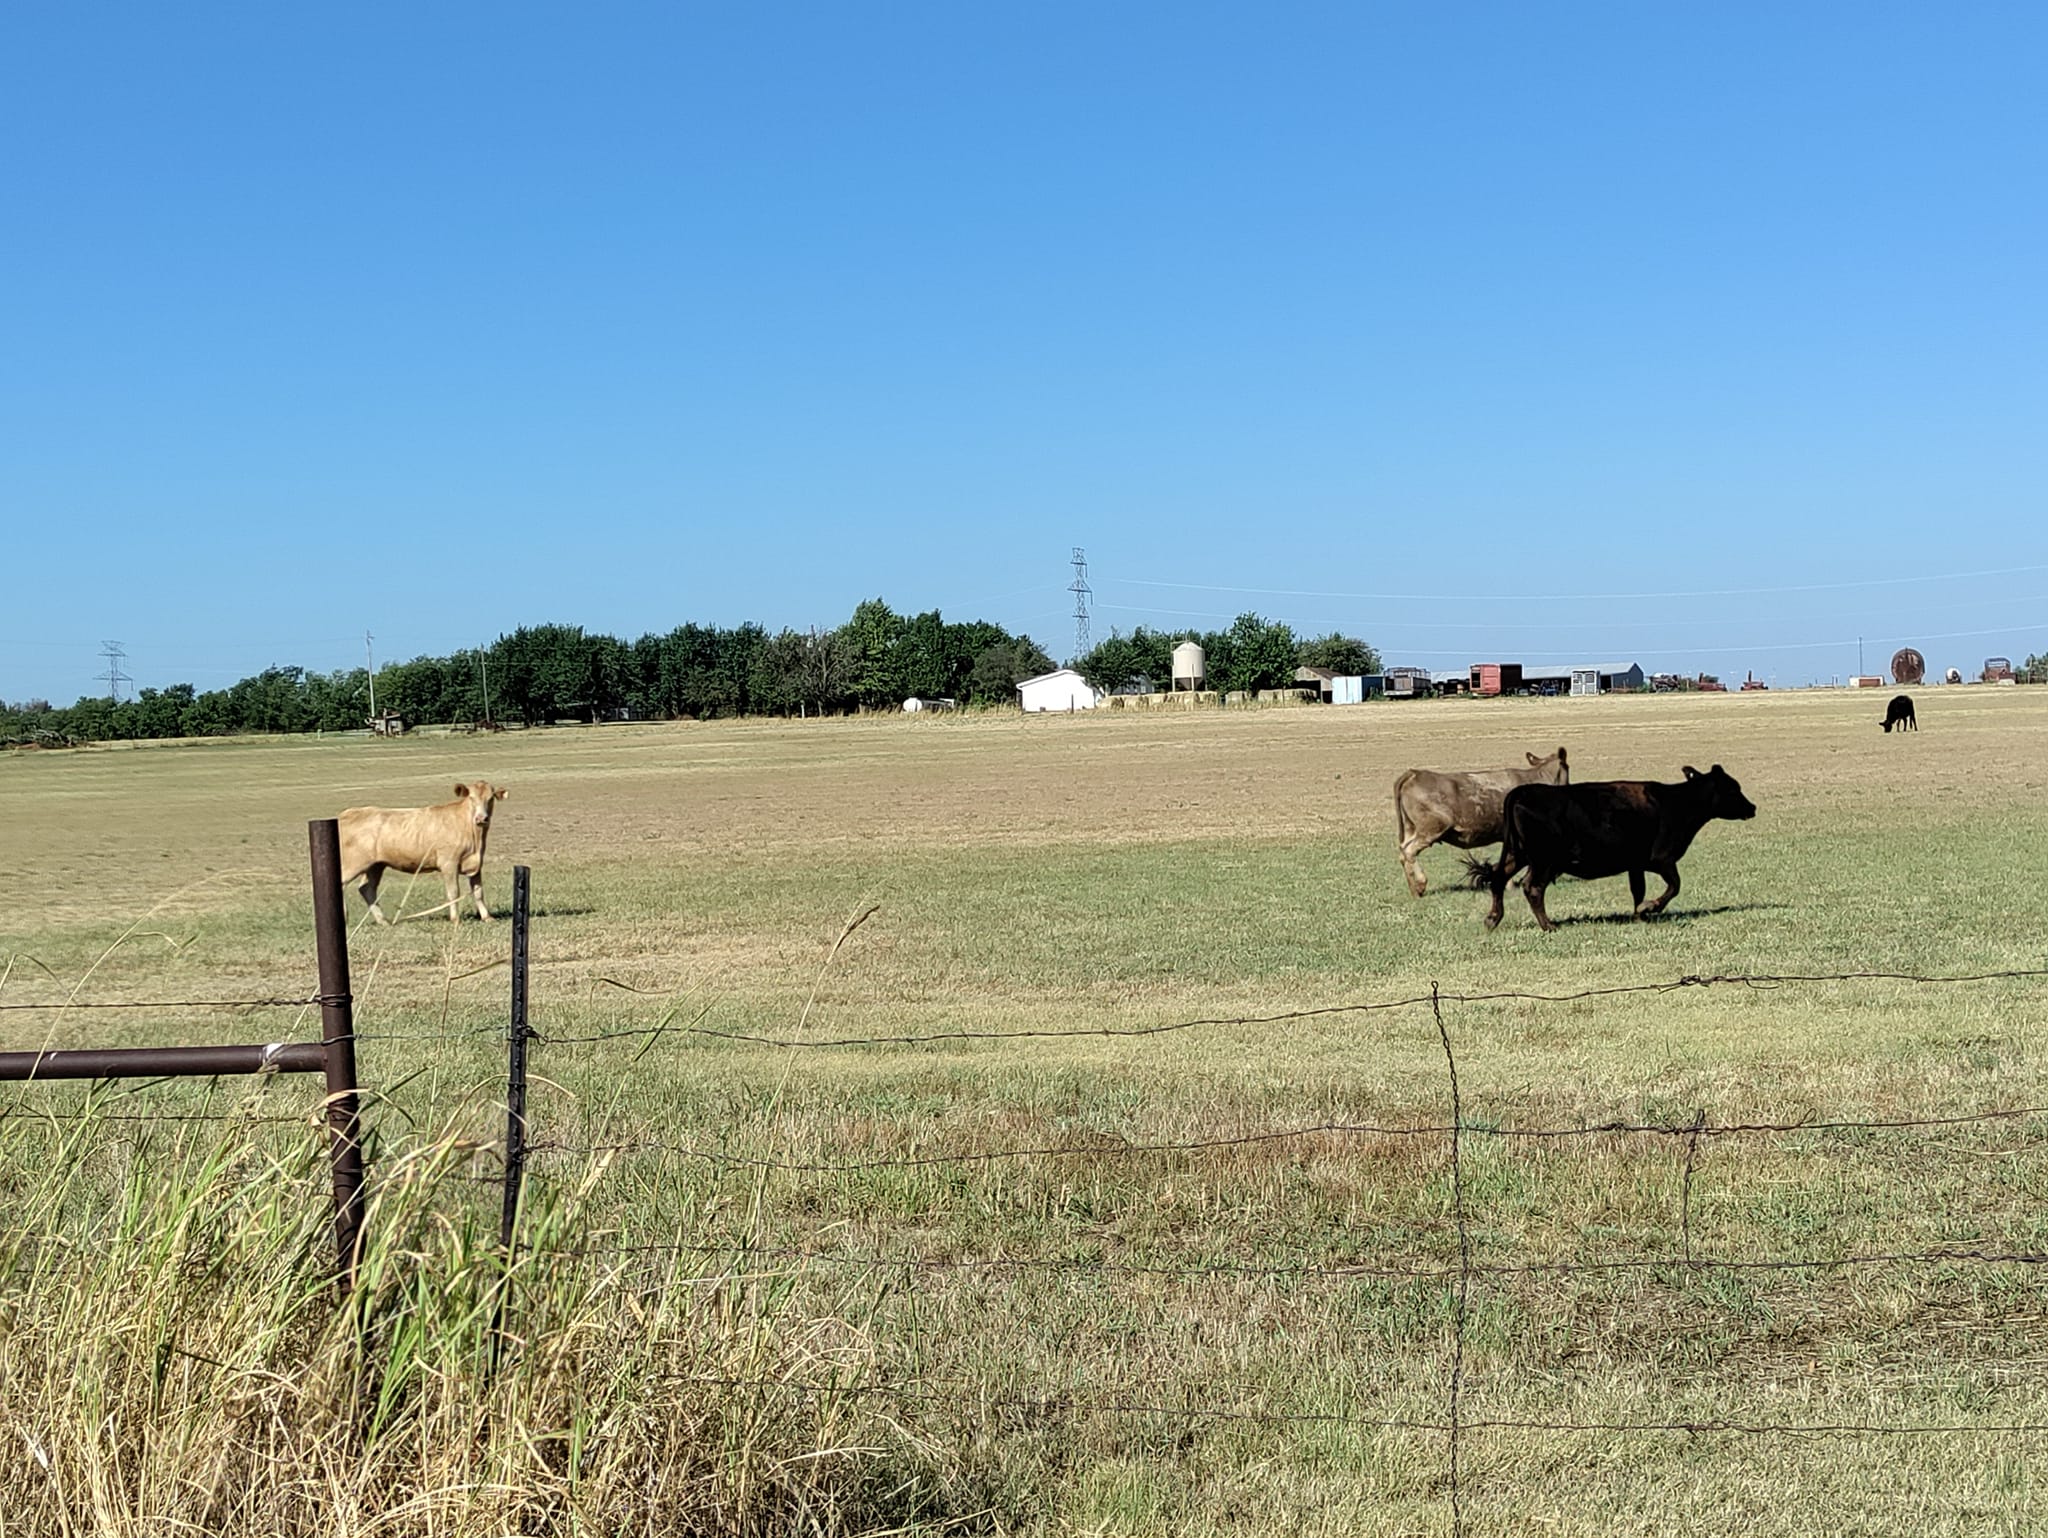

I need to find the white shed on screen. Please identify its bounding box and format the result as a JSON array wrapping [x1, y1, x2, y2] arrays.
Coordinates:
[[1017, 668, 1102, 713]]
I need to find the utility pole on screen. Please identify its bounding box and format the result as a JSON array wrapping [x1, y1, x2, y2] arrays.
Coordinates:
[[1857, 636, 1864, 678], [364, 631, 376, 721], [478, 643, 493, 725], [96, 641, 131, 703], [1069, 547, 1092, 657]]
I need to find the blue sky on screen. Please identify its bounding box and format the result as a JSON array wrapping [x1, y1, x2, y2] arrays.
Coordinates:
[[4, 5, 2044, 701]]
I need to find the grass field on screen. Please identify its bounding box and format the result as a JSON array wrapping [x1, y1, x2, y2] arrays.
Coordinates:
[[3, 688, 2047, 1535]]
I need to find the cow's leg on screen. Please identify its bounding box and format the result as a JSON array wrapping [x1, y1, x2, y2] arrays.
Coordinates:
[[1398, 819, 1442, 897], [1398, 837, 1429, 897], [1523, 867, 1558, 932], [357, 865, 390, 925], [1629, 869, 1648, 915], [1483, 850, 1515, 930], [470, 872, 492, 921], [1641, 861, 1681, 917], [441, 865, 464, 924]]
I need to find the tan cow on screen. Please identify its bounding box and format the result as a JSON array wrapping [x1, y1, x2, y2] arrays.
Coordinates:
[[339, 781, 509, 924], [1393, 748, 1567, 897]]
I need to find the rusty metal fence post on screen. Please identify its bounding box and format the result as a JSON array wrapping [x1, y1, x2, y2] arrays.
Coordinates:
[[501, 864, 533, 1251], [309, 817, 367, 1291], [491, 864, 533, 1366]]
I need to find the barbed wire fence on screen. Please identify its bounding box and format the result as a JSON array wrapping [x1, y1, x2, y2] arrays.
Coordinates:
[[464, 880, 2048, 1532], [9, 867, 2048, 1530]]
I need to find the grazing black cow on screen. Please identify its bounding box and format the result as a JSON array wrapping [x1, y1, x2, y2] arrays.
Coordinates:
[[1468, 765, 1757, 932], [1882, 694, 1917, 733]]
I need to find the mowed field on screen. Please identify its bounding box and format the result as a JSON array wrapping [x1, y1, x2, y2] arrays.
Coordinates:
[[2, 688, 2047, 1536]]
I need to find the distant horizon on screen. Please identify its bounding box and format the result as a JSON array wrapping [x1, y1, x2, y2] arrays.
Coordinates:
[[8, 557, 2035, 709]]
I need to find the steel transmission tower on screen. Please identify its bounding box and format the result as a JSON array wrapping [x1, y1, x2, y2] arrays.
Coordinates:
[[1069, 547, 1092, 656], [96, 641, 132, 703]]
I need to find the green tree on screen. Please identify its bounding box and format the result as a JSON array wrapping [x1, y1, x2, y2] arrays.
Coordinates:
[[491, 625, 597, 724], [1296, 632, 1381, 677], [842, 599, 906, 708], [129, 684, 194, 740], [181, 689, 232, 735], [1213, 613, 1297, 696], [968, 635, 1056, 704], [1076, 632, 1145, 692], [748, 627, 854, 716]]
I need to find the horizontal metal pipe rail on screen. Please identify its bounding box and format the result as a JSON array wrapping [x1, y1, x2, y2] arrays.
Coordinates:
[[0, 1041, 328, 1080]]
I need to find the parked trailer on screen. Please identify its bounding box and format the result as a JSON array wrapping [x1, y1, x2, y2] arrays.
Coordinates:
[[1470, 662, 1523, 696]]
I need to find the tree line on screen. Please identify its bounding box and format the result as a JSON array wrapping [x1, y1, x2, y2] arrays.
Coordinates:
[[1074, 617, 1380, 696], [0, 601, 1061, 744]]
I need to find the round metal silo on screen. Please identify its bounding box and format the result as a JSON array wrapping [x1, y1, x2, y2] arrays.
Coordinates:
[[1172, 640, 1206, 691]]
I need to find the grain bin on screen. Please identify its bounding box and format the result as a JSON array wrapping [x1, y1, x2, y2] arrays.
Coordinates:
[[1172, 640, 1206, 691]]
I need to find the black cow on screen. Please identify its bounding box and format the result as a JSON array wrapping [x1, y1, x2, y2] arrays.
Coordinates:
[[1882, 694, 1917, 733], [1469, 765, 1757, 931]]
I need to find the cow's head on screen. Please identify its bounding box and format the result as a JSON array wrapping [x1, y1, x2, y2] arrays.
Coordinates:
[[1681, 765, 1755, 821], [453, 781, 508, 828], [1526, 746, 1570, 784]]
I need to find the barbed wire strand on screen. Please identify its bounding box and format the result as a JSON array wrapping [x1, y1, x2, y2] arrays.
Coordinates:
[[535, 1234, 2048, 1283], [504, 966, 2048, 1051], [517, 1101, 2048, 1176], [97, 965, 2033, 1052], [647, 1372, 2048, 1440]]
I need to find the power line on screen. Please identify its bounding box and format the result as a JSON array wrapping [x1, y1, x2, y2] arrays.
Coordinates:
[[1105, 561, 2048, 604], [1092, 602, 2048, 657]]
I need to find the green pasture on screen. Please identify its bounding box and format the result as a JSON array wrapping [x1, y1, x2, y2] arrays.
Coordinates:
[[1, 689, 2045, 1535]]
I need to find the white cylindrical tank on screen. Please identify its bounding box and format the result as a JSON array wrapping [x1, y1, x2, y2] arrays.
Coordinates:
[[1172, 640, 1206, 690]]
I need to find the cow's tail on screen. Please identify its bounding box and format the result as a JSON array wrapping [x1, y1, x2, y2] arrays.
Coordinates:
[[1393, 771, 1415, 845], [1463, 797, 1527, 888]]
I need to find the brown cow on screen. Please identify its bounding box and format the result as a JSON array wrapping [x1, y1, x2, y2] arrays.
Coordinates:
[[339, 781, 508, 924], [1393, 747, 1568, 896]]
